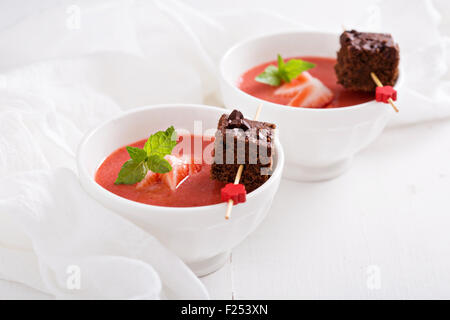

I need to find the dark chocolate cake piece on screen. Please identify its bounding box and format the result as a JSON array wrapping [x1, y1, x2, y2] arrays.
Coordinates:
[[335, 30, 399, 92], [211, 110, 276, 192]]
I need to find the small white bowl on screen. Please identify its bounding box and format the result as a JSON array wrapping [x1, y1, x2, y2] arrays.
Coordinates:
[[220, 31, 402, 181], [77, 104, 284, 276]]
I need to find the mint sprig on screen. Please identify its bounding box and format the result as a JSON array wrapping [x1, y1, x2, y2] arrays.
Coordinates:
[[255, 54, 315, 86], [114, 126, 178, 185]]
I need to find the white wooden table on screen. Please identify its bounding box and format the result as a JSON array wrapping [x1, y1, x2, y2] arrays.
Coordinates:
[[2, 119, 450, 300]]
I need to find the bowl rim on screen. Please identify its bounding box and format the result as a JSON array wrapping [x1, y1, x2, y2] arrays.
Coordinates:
[[219, 30, 403, 113], [77, 103, 285, 214]]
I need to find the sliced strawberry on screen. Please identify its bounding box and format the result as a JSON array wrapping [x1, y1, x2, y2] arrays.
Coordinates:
[[136, 171, 160, 190], [288, 77, 333, 108], [160, 155, 190, 191], [135, 155, 202, 191], [274, 72, 334, 108], [189, 163, 202, 175], [274, 72, 312, 98]]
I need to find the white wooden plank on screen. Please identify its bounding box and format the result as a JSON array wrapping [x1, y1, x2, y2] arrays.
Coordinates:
[[231, 120, 450, 299]]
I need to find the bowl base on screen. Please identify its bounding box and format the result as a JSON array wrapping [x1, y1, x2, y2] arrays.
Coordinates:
[[187, 251, 230, 277], [284, 157, 353, 182]]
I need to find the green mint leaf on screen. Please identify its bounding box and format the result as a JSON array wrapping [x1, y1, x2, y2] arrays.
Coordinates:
[[126, 146, 147, 162], [147, 154, 172, 174], [115, 126, 178, 184], [255, 65, 281, 86], [277, 54, 292, 83], [254, 54, 316, 86], [283, 59, 316, 82], [143, 126, 178, 158], [277, 54, 285, 69], [114, 158, 148, 185]]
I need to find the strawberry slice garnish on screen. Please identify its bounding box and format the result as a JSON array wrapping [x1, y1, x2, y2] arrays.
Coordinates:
[[136, 171, 160, 190], [274, 72, 333, 108], [274, 72, 312, 98], [136, 155, 201, 191]]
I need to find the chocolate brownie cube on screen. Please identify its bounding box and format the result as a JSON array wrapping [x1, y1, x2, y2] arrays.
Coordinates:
[[210, 110, 276, 193], [335, 30, 400, 92]]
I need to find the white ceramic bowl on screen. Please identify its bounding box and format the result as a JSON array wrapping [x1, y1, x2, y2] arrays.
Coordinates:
[[77, 104, 284, 276], [220, 31, 402, 181]]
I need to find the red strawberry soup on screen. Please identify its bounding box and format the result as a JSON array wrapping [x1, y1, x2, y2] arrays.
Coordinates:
[[238, 56, 374, 108], [95, 135, 225, 207]]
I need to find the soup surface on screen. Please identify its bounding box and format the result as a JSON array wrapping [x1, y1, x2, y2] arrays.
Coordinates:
[[95, 135, 225, 207], [238, 56, 374, 108]]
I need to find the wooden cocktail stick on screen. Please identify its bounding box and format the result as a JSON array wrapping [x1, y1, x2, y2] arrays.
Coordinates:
[[370, 72, 399, 113], [225, 103, 263, 220]]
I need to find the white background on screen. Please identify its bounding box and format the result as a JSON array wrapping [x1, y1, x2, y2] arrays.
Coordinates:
[[1, 0, 450, 299]]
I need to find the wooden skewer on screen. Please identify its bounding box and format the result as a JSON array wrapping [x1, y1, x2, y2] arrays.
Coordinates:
[[370, 72, 399, 113], [225, 103, 263, 220]]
